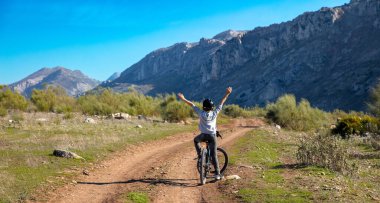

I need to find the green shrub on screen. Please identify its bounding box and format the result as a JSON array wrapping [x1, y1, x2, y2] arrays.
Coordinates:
[[31, 87, 56, 111], [121, 91, 159, 116], [245, 106, 267, 117], [0, 87, 28, 111], [77, 94, 105, 115], [31, 86, 75, 113], [0, 107, 7, 117], [223, 104, 266, 118], [266, 94, 327, 131], [367, 80, 380, 117], [332, 115, 380, 139], [223, 104, 245, 118], [77, 89, 160, 116], [63, 112, 74, 120], [161, 99, 192, 122], [297, 131, 356, 175]]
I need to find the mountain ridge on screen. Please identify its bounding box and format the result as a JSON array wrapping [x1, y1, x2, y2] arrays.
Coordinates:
[[10, 66, 100, 97], [104, 0, 380, 111]]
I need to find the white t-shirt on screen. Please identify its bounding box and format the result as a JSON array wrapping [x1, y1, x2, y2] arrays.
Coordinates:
[[193, 104, 223, 134]]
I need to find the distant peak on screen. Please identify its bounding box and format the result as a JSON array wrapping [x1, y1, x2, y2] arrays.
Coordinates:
[[212, 30, 246, 41]]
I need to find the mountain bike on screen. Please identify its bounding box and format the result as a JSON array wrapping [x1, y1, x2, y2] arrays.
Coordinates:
[[197, 131, 228, 185]]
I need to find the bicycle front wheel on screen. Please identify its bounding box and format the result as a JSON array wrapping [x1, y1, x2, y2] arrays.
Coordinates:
[[200, 149, 208, 185], [217, 147, 228, 175]]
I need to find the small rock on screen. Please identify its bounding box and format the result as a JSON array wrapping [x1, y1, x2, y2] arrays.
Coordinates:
[[226, 175, 241, 180], [113, 113, 131, 120], [322, 185, 332, 190], [371, 195, 380, 201], [84, 117, 96, 124], [335, 186, 342, 191], [138, 115, 146, 120], [53, 149, 85, 160], [238, 164, 254, 169], [83, 170, 90, 176], [36, 118, 48, 122], [275, 124, 281, 130], [184, 120, 192, 125], [136, 125, 143, 128]]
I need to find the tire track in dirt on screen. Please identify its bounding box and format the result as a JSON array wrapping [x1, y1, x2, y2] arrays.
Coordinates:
[[41, 119, 264, 203]]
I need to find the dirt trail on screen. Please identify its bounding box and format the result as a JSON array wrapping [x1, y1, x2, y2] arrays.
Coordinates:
[[43, 119, 264, 203]]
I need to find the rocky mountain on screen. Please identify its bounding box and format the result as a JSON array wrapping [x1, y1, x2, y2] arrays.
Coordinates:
[[105, 0, 380, 111], [106, 72, 120, 82], [10, 67, 100, 97]]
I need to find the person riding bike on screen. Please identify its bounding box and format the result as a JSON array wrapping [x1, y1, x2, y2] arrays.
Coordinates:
[[177, 87, 232, 180]]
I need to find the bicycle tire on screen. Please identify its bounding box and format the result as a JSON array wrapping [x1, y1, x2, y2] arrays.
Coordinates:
[[198, 147, 229, 175], [217, 148, 228, 174], [200, 149, 207, 185]]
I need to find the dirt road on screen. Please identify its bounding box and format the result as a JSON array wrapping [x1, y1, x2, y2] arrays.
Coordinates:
[[43, 119, 263, 203]]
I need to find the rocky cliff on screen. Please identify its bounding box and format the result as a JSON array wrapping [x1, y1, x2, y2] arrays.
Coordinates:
[[106, 0, 380, 111], [10, 67, 100, 97]]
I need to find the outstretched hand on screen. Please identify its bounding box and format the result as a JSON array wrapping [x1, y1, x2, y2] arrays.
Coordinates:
[[226, 87, 232, 95], [177, 93, 185, 100], [177, 93, 194, 107], [220, 87, 232, 106]]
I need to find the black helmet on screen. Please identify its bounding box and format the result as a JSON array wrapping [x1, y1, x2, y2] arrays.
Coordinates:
[[203, 98, 214, 111]]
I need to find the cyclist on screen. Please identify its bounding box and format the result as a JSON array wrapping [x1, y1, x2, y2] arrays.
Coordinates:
[[177, 87, 232, 180]]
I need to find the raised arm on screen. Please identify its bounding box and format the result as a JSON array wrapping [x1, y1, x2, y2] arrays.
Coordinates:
[[220, 87, 232, 106], [177, 93, 195, 107]]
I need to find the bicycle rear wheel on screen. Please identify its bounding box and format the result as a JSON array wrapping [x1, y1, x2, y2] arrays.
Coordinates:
[[200, 149, 208, 185], [216, 148, 228, 175]]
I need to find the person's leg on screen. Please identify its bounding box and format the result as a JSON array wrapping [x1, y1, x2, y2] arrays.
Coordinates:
[[207, 134, 220, 176], [194, 133, 206, 157]]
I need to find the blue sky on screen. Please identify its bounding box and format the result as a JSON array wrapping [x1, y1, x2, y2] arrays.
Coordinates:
[[0, 0, 349, 84]]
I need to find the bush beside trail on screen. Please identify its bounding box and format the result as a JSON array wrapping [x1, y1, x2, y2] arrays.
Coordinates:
[[297, 131, 356, 175], [265, 94, 328, 131], [332, 115, 380, 139]]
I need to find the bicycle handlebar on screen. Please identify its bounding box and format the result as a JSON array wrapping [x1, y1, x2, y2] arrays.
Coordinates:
[[216, 131, 223, 139]]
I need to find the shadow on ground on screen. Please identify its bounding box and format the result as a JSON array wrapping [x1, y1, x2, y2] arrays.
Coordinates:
[[78, 178, 203, 187], [271, 163, 308, 169]]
